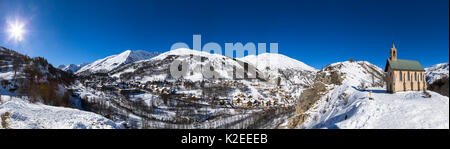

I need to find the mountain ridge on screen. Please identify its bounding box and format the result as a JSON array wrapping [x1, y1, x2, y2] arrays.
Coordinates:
[[75, 50, 158, 75]]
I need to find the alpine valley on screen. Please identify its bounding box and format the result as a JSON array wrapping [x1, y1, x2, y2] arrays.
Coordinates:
[[0, 46, 448, 129]]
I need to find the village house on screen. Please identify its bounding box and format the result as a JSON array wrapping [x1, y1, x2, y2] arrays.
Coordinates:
[[385, 43, 426, 93]]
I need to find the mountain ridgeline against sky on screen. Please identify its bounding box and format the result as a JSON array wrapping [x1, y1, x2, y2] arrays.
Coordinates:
[[0, 0, 448, 130], [75, 50, 159, 75], [1, 46, 448, 129], [58, 63, 89, 74]]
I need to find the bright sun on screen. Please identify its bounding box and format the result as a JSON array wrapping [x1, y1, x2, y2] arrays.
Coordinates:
[[7, 20, 26, 42]]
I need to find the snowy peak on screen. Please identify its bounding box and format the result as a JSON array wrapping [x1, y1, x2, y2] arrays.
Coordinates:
[[425, 63, 449, 84], [64, 64, 79, 73], [240, 53, 317, 72], [76, 50, 158, 75], [57, 64, 66, 69], [238, 53, 317, 87], [111, 48, 264, 82], [317, 61, 385, 87], [59, 63, 89, 74], [124, 50, 160, 64]]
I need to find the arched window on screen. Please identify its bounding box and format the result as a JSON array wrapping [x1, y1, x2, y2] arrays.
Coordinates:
[[399, 71, 402, 81], [407, 71, 410, 81], [415, 72, 417, 81]]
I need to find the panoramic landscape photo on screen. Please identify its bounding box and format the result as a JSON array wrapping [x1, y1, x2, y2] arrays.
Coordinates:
[[0, 0, 448, 129]]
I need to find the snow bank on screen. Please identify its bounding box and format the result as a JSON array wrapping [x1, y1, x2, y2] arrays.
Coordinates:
[[0, 96, 123, 129]]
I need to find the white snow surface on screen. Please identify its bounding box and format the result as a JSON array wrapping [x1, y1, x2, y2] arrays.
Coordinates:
[[115, 48, 258, 82], [302, 86, 449, 129], [240, 53, 317, 72], [239, 53, 317, 86], [0, 96, 123, 129], [425, 63, 449, 84], [325, 61, 384, 87], [299, 61, 449, 129], [76, 50, 158, 74], [0, 71, 15, 80], [59, 63, 89, 73]]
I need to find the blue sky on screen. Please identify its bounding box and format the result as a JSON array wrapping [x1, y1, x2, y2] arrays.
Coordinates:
[[0, 0, 448, 69]]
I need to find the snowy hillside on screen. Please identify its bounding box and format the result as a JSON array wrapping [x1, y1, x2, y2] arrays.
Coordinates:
[[425, 63, 449, 84], [302, 86, 448, 129], [1, 46, 74, 99], [71, 48, 308, 128], [0, 95, 123, 129], [286, 61, 449, 129], [240, 53, 316, 72], [316, 61, 385, 87], [240, 53, 317, 87], [111, 48, 263, 82], [76, 50, 158, 75]]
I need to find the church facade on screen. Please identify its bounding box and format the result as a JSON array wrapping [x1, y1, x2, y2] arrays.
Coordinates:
[[385, 43, 426, 93]]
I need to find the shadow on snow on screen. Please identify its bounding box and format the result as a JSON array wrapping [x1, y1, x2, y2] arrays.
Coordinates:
[[310, 104, 360, 129], [351, 86, 386, 94]]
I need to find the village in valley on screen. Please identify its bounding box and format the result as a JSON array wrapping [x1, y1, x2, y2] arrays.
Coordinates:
[[1, 38, 448, 129], [1, 41, 448, 129], [76, 77, 293, 108]]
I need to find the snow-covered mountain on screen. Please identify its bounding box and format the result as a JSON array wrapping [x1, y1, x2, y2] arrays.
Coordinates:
[[0, 95, 123, 129], [240, 53, 317, 87], [316, 61, 385, 87], [74, 48, 312, 128], [292, 61, 385, 116], [58, 63, 89, 74], [284, 61, 449, 129], [240, 53, 316, 71], [425, 63, 449, 84], [110, 48, 264, 82], [76, 50, 158, 75]]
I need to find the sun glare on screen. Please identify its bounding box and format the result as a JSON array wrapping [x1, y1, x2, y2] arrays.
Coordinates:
[[7, 20, 26, 42]]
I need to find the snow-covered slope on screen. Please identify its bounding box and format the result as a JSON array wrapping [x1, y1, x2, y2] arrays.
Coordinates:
[[111, 48, 263, 82], [76, 50, 158, 75], [290, 61, 449, 129], [240, 53, 317, 87], [240, 53, 316, 72], [316, 61, 385, 87], [302, 86, 449, 129], [1, 46, 74, 96], [0, 95, 123, 129], [425, 63, 449, 84]]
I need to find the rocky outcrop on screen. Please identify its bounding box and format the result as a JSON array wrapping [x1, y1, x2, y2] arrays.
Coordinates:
[[428, 76, 449, 97], [296, 82, 327, 114], [287, 114, 309, 129]]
